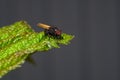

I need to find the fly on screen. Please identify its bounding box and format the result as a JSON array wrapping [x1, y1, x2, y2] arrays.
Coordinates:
[[37, 23, 63, 39]]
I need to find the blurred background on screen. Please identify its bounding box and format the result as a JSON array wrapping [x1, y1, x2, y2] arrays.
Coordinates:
[[0, 0, 120, 80]]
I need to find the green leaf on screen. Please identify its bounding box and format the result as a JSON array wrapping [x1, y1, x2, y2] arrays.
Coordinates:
[[0, 21, 74, 78]]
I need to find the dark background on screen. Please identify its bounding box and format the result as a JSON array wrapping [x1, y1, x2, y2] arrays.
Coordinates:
[[0, 0, 120, 80]]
